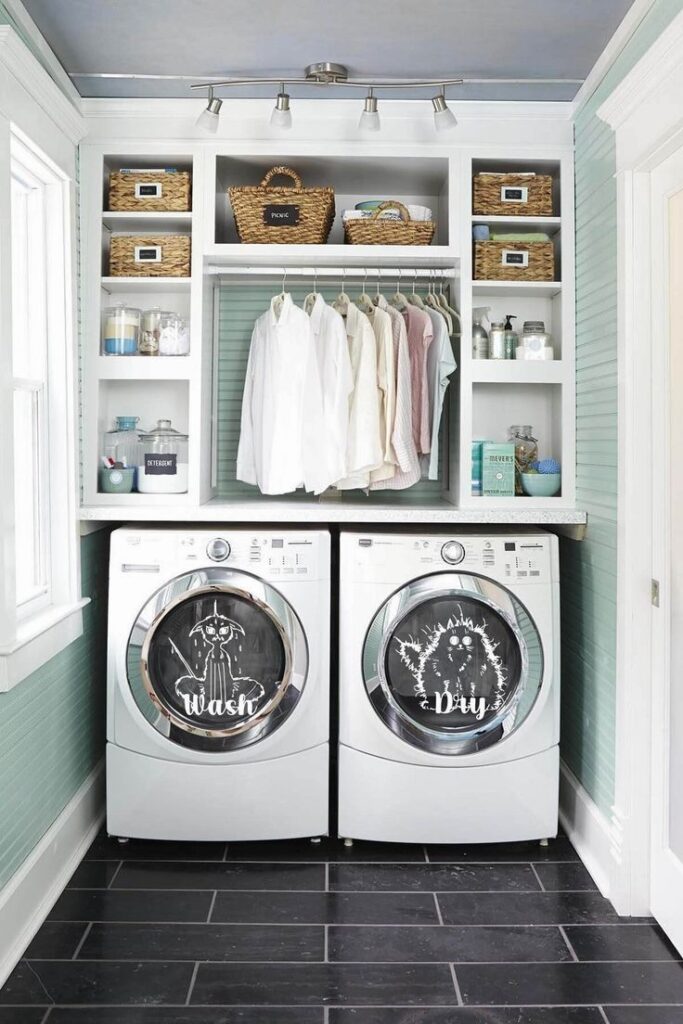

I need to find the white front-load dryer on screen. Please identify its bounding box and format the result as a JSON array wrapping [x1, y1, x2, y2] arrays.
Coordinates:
[[338, 530, 560, 844], [107, 527, 330, 841]]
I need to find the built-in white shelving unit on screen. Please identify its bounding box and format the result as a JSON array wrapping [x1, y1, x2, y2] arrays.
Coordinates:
[[78, 124, 581, 527]]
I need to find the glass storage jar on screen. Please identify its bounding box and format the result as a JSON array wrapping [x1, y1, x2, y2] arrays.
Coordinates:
[[518, 320, 553, 361], [158, 313, 190, 356], [102, 415, 141, 469], [507, 424, 538, 496], [139, 307, 165, 356], [102, 305, 141, 356], [137, 419, 189, 494]]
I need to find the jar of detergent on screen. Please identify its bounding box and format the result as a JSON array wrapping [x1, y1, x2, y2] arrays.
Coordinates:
[[137, 419, 189, 494], [102, 305, 141, 356]]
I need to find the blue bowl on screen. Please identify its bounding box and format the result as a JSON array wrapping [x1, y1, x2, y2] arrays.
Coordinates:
[[521, 472, 561, 497]]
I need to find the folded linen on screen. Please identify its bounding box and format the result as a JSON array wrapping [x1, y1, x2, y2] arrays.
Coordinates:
[[343, 204, 433, 222], [489, 231, 551, 242]]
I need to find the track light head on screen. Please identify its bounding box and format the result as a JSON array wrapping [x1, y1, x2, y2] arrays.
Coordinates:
[[432, 91, 457, 132], [196, 88, 222, 133], [358, 89, 380, 132], [270, 86, 292, 129]]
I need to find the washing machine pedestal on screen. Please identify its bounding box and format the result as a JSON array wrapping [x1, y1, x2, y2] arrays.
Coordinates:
[[338, 743, 559, 845], [107, 742, 329, 842]]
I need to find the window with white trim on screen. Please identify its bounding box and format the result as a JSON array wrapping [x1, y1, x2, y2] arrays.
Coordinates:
[[0, 126, 85, 690]]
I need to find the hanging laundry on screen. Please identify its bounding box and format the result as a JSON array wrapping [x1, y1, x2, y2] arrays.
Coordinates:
[[305, 293, 354, 484], [402, 304, 434, 455], [370, 295, 421, 491], [423, 307, 457, 480], [236, 293, 330, 495], [366, 303, 397, 485], [335, 301, 383, 490]]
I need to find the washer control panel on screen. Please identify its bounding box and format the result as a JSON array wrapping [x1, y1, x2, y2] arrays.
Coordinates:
[[441, 540, 465, 565]]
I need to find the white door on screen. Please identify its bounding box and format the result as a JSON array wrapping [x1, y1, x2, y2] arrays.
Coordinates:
[[650, 143, 683, 954]]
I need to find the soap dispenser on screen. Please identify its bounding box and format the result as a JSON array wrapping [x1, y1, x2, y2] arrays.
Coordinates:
[[472, 307, 490, 359], [503, 314, 518, 359]]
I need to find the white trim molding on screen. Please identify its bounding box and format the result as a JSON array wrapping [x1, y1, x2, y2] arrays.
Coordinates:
[[559, 761, 620, 899], [0, 761, 104, 989], [595, 8, 683, 917], [0, 598, 89, 691]]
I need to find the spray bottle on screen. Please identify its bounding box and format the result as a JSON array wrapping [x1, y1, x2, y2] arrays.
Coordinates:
[[472, 307, 490, 359]]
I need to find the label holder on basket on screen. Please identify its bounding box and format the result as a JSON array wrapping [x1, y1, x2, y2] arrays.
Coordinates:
[[501, 185, 529, 204], [135, 182, 163, 199], [135, 244, 163, 264], [501, 249, 529, 268]]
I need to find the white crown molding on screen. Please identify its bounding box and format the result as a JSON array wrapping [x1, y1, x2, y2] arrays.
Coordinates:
[[597, 7, 683, 132], [0, 0, 82, 106], [571, 0, 657, 115], [0, 25, 85, 145]]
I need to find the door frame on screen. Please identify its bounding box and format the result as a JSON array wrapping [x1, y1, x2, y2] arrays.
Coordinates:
[[597, 8, 683, 915]]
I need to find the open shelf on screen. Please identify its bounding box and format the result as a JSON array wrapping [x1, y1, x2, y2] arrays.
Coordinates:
[[102, 211, 193, 232], [206, 244, 458, 268], [470, 361, 563, 384], [472, 280, 562, 299], [101, 276, 192, 294], [472, 215, 561, 229], [97, 355, 193, 380]]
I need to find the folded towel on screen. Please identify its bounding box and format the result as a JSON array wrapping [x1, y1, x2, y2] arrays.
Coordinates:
[[346, 203, 432, 222], [489, 232, 551, 243]]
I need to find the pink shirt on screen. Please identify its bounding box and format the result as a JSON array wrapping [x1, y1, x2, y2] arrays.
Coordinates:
[[402, 305, 434, 454]]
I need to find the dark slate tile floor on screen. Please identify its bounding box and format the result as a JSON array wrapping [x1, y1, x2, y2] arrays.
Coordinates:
[[0, 829, 681, 1022]]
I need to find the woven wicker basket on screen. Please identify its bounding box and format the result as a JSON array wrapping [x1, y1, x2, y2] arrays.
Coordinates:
[[109, 235, 191, 277], [228, 166, 335, 244], [474, 240, 555, 282], [109, 170, 191, 212], [473, 173, 553, 217], [344, 201, 435, 246]]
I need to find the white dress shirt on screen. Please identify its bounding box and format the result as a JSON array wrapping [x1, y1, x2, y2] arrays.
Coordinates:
[[236, 294, 329, 495], [335, 301, 383, 490], [367, 304, 397, 485], [306, 294, 354, 484], [370, 296, 422, 491], [422, 308, 457, 480]]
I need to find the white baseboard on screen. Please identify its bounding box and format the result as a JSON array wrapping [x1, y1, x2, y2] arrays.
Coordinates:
[[0, 759, 105, 989], [559, 759, 615, 900]]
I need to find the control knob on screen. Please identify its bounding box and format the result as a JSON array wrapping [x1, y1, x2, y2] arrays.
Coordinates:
[[206, 537, 231, 562], [441, 540, 465, 565]]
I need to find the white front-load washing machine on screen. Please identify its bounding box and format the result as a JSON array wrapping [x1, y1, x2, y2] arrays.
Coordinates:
[[338, 530, 560, 844], [107, 526, 330, 841]]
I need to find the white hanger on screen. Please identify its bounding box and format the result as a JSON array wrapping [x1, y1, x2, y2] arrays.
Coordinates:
[[372, 273, 382, 307], [333, 268, 350, 316], [303, 266, 319, 315], [436, 275, 461, 332], [408, 269, 425, 309], [273, 267, 288, 318], [389, 269, 409, 312], [357, 268, 375, 315], [425, 270, 452, 333]]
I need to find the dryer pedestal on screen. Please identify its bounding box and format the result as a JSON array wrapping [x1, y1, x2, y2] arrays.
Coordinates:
[[107, 742, 329, 842], [338, 743, 559, 844]]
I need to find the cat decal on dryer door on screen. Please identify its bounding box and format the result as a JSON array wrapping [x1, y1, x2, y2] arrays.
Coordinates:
[[394, 605, 509, 719], [170, 601, 267, 719]]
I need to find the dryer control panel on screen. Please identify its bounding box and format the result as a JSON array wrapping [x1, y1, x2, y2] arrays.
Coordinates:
[[344, 533, 556, 584]]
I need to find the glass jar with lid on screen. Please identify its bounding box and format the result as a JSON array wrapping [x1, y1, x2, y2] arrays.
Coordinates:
[[139, 307, 166, 356], [158, 313, 190, 356], [137, 419, 189, 494], [102, 304, 141, 356], [102, 415, 141, 469], [507, 425, 538, 496], [518, 320, 553, 361]]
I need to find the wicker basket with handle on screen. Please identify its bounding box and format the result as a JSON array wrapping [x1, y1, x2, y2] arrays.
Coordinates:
[[474, 239, 555, 282], [228, 166, 335, 244], [109, 234, 191, 277], [109, 170, 191, 212], [473, 173, 553, 217], [344, 201, 435, 246]]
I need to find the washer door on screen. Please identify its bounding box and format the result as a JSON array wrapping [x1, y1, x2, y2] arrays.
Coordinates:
[[363, 572, 544, 755], [126, 568, 308, 752]]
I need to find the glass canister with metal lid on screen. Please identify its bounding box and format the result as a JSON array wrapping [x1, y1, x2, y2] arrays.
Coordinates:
[[102, 304, 141, 356], [137, 419, 189, 494], [507, 424, 538, 496]]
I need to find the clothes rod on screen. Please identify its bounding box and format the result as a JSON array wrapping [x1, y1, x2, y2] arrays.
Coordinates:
[[207, 266, 458, 279]]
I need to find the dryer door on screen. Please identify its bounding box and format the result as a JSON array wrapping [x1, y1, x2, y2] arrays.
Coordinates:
[[126, 568, 308, 752], [363, 572, 544, 755]]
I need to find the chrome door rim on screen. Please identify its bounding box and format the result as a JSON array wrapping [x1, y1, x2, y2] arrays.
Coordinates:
[[363, 572, 544, 755], [127, 567, 307, 747]]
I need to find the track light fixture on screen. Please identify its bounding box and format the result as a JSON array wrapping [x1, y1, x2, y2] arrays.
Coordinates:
[[358, 89, 380, 132], [432, 91, 457, 133], [195, 86, 222, 133], [270, 84, 292, 129]]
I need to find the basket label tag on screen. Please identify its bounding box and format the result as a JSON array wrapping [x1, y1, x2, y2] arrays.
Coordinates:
[[502, 249, 529, 268], [501, 185, 528, 204], [135, 182, 162, 199], [144, 454, 177, 475], [263, 204, 300, 226], [135, 245, 162, 263]]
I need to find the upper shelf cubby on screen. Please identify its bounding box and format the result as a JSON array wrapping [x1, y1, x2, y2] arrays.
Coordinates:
[[102, 154, 194, 214], [214, 153, 451, 248], [471, 158, 561, 220]]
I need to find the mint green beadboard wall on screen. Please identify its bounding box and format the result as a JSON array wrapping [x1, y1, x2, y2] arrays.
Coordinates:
[[0, 529, 110, 891], [561, 0, 683, 816]]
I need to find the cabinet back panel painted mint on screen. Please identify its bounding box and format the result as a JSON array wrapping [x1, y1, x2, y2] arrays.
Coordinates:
[[563, 0, 682, 816], [0, 530, 110, 891], [215, 283, 450, 503]]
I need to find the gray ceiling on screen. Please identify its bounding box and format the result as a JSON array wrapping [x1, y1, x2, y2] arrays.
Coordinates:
[[22, 0, 636, 101]]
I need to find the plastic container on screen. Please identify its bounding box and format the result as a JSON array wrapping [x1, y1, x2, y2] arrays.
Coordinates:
[[103, 416, 141, 469], [102, 304, 141, 356], [139, 307, 165, 356], [158, 313, 190, 356], [137, 419, 189, 494]]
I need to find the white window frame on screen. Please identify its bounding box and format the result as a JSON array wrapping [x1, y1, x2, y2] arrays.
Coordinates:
[[0, 28, 88, 692]]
